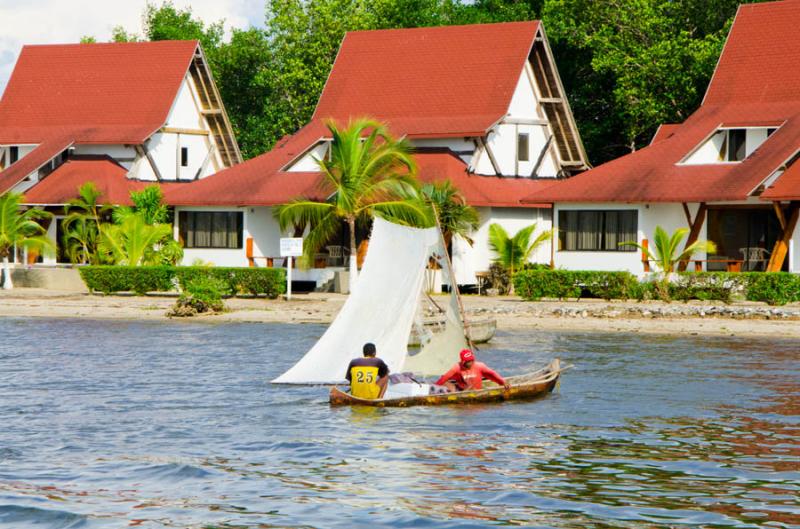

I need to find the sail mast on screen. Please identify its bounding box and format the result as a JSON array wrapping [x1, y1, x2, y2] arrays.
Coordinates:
[[431, 204, 475, 351]]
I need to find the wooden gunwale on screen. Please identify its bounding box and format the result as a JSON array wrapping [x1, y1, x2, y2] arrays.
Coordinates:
[[330, 359, 564, 407]]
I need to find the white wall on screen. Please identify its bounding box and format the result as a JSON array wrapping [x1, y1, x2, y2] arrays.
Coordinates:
[[684, 128, 772, 165], [451, 206, 551, 284], [552, 202, 701, 274], [474, 66, 558, 177]]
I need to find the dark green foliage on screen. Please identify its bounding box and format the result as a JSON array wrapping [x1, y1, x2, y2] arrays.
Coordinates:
[[80, 266, 286, 298], [78, 265, 174, 295], [179, 276, 226, 314], [743, 272, 800, 306], [487, 262, 511, 294], [668, 273, 743, 303], [512, 270, 583, 300], [514, 270, 800, 304]]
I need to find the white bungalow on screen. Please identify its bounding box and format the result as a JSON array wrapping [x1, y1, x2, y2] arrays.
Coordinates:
[[0, 40, 240, 265], [535, 0, 800, 275], [167, 21, 589, 288]]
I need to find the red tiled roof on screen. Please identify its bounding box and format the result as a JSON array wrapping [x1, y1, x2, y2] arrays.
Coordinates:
[[650, 124, 680, 145], [312, 22, 540, 138], [166, 124, 552, 208], [762, 156, 800, 200], [703, 0, 800, 106], [415, 150, 552, 208], [530, 0, 800, 204], [0, 135, 74, 193], [164, 121, 330, 206], [0, 40, 198, 145], [22, 156, 172, 206]]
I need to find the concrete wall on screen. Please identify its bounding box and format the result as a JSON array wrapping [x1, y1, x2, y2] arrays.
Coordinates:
[[10, 267, 88, 292]]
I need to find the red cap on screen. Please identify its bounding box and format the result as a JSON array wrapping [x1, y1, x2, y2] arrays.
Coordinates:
[[459, 349, 475, 364]]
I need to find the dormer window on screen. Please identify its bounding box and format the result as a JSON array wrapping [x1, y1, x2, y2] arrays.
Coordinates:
[[683, 125, 781, 165], [725, 129, 746, 161]]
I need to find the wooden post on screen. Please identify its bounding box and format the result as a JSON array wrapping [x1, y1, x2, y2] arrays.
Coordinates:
[[641, 238, 650, 273], [677, 202, 707, 272], [246, 237, 255, 267], [767, 201, 799, 272]]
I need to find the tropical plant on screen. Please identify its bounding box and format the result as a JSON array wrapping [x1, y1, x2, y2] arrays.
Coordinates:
[[61, 182, 113, 264], [0, 192, 54, 289], [98, 212, 173, 266], [421, 181, 479, 247], [488, 222, 553, 292], [621, 225, 717, 300], [275, 119, 430, 291], [109, 185, 183, 265], [621, 226, 717, 274]]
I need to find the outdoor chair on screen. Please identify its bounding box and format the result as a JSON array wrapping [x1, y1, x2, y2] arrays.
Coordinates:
[[739, 247, 771, 271], [326, 245, 348, 266]]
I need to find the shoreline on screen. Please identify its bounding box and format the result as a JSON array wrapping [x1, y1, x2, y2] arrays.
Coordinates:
[[2, 289, 800, 338]]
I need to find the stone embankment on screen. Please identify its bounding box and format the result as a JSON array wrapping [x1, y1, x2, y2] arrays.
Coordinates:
[[467, 303, 800, 321]]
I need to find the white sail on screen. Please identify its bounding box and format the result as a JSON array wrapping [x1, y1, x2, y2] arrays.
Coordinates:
[[402, 280, 467, 376], [272, 217, 440, 384]]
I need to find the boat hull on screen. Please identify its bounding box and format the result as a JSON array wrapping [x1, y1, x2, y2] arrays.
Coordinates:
[[330, 359, 562, 407], [408, 317, 497, 346]]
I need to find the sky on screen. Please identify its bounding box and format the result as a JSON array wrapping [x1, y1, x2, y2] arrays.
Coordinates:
[[0, 0, 265, 91]]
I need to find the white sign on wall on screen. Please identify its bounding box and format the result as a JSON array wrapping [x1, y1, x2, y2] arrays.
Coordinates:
[[280, 238, 303, 257]]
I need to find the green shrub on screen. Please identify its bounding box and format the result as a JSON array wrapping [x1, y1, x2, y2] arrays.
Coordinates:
[[669, 272, 746, 303], [578, 271, 640, 300], [744, 272, 800, 305], [80, 265, 285, 298], [230, 268, 286, 297], [79, 265, 174, 295], [513, 270, 582, 300]]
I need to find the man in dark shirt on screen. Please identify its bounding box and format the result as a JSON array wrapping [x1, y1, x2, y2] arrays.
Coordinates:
[[345, 343, 390, 399]]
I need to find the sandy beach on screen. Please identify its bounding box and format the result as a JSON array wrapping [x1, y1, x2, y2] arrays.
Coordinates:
[[2, 288, 800, 338]]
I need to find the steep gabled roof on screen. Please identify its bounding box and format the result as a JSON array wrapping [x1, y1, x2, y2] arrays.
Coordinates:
[[0, 40, 198, 145], [313, 22, 540, 138], [531, 0, 800, 204]]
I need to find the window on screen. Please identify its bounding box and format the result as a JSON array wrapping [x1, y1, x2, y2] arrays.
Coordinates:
[[9, 146, 19, 164], [178, 211, 243, 249], [558, 210, 638, 251], [727, 129, 746, 161], [517, 133, 530, 162], [181, 147, 189, 167]]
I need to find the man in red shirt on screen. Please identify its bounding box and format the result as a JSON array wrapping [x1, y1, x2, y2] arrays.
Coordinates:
[[435, 349, 511, 392]]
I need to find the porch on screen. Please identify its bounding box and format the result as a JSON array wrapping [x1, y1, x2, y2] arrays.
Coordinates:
[[642, 202, 799, 273]]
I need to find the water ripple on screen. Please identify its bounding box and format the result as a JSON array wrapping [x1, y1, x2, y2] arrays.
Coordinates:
[[0, 318, 798, 528]]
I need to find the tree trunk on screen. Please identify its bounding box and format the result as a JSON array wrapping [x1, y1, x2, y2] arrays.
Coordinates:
[[348, 217, 357, 294], [2, 256, 13, 290]]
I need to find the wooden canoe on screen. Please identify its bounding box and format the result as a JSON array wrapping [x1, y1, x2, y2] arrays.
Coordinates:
[[329, 358, 563, 407], [408, 317, 497, 346]]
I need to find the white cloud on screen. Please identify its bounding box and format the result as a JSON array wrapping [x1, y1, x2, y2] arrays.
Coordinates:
[[0, 0, 265, 91]]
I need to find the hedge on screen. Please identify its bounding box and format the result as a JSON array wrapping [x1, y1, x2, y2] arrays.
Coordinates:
[[513, 270, 639, 300], [513, 269, 800, 305], [79, 266, 286, 298]]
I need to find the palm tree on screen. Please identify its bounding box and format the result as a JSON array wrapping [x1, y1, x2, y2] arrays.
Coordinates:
[[488, 222, 552, 293], [0, 192, 54, 289], [98, 212, 173, 266], [62, 182, 113, 264], [275, 119, 430, 292], [622, 225, 717, 274], [421, 181, 479, 248]]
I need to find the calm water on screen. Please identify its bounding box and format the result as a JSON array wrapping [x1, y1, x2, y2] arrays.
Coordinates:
[[0, 318, 797, 529]]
